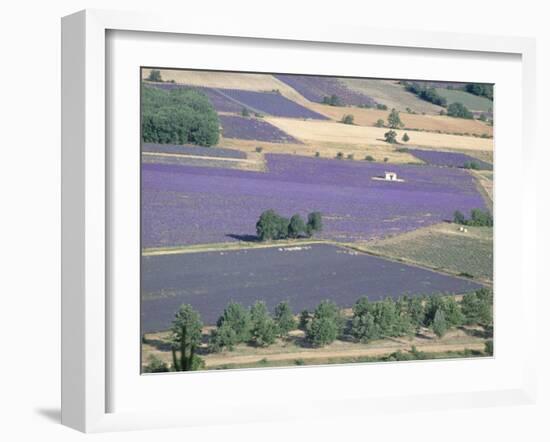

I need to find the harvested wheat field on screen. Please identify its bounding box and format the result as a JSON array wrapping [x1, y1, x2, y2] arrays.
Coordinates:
[[265, 117, 494, 151], [306, 103, 493, 137]]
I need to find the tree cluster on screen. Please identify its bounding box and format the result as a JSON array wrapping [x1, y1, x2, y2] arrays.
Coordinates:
[[453, 209, 493, 227], [446, 102, 474, 119], [387, 109, 404, 129], [256, 210, 322, 241], [464, 83, 493, 101], [403, 82, 448, 107], [322, 94, 342, 106], [141, 85, 220, 146]]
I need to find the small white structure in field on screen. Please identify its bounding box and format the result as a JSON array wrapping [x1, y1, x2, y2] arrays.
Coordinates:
[[372, 171, 404, 182], [459, 226, 468, 233]]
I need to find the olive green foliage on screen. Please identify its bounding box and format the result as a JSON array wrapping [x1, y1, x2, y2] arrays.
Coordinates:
[[463, 161, 481, 170], [306, 211, 323, 237], [484, 340, 494, 355], [298, 309, 311, 331], [406, 296, 426, 332], [384, 130, 398, 144], [255, 210, 289, 241], [306, 300, 345, 347], [170, 304, 204, 371], [425, 295, 464, 328], [376, 103, 388, 111], [387, 108, 404, 129], [402, 132, 410, 142], [241, 107, 250, 117], [446, 102, 474, 119], [404, 82, 447, 107], [141, 85, 220, 146], [211, 302, 252, 351], [375, 119, 385, 128], [461, 288, 493, 326], [147, 69, 162, 82], [274, 301, 296, 337], [336, 152, 344, 159], [341, 114, 354, 125], [432, 309, 448, 338], [464, 83, 493, 101], [143, 355, 169, 373], [454, 209, 493, 227], [249, 301, 278, 347], [288, 214, 306, 239], [322, 94, 342, 106]]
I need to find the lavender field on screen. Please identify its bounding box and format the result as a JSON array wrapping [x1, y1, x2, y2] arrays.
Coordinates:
[[141, 244, 482, 331], [141, 154, 487, 248], [407, 148, 493, 170], [142, 143, 247, 159], [219, 115, 302, 143], [274, 74, 377, 107]]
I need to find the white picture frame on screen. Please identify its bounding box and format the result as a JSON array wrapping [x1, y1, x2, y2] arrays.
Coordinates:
[[61, 9, 538, 433]]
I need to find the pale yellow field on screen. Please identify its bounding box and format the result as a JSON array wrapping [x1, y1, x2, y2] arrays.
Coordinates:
[[219, 137, 422, 164], [265, 117, 494, 151], [306, 103, 493, 136], [141, 69, 311, 105]]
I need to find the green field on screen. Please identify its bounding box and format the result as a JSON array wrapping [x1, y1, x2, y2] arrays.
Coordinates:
[[435, 88, 493, 112], [361, 223, 493, 282]]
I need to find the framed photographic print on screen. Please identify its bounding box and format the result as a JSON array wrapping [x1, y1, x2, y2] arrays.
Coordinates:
[[61, 9, 538, 433]]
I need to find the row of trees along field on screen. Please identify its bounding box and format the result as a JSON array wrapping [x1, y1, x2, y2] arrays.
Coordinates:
[[453, 208, 494, 227], [256, 210, 322, 241], [141, 85, 220, 146], [144, 288, 493, 372]]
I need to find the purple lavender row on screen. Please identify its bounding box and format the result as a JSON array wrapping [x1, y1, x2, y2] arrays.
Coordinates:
[[407, 149, 493, 170], [219, 115, 302, 144], [142, 143, 247, 159]]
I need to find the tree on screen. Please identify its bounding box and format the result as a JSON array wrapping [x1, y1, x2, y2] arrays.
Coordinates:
[[375, 119, 385, 128], [322, 94, 341, 106], [249, 301, 278, 347], [384, 130, 398, 144], [298, 309, 311, 331], [288, 214, 306, 238], [170, 304, 204, 371], [461, 289, 493, 326], [256, 209, 281, 241], [407, 296, 426, 332], [143, 355, 169, 373], [274, 301, 296, 338], [147, 69, 162, 82], [453, 210, 465, 224], [141, 86, 220, 146], [432, 308, 448, 338], [209, 322, 238, 352], [402, 132, 410, 142], [387, 109, 404, 129], [241, 107, 250, 117], [341, 114, 354, 124], [446, 102, 474, 119], [305, 212, 323, 237], [216, 302, 252, 343], [306, 300, 344, 347], [350, 297, 379, 342]]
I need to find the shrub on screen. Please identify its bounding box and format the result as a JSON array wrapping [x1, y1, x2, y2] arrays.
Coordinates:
[[384, 157, 389, 162], [322, 94, 341, 106], [306, 300, 344, 347], [347, 153, 354, 160], [255, 146, 263, 153], [298, 310, 311, 331], [446, 102, 474, 119], [241, 107, 250, 117], [384, 130, 398, 144], [274, 301, 296, 337], [375, 119, 385, 128], [336, 152, 344, 160], [402, 133, 410, 142], [341, 114, 354, 125], [403, 82, 447, 107], [376, 103, 388, 110], [209, 322, 238, 352], [365, 155, 375, 161], [485, 340, 494, 355], [146, 69, 162, 82], [315, 151, 320, 157], [143, 355, 170, 373]]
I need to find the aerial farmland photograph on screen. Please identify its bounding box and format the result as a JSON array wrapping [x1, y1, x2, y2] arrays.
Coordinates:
[[140, 68, 494, 373]]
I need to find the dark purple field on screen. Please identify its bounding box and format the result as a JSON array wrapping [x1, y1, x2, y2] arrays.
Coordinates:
[[407, 148, 493, 170], [141, 244, 482, 332], [217, 88, 328, 119], [219, 115, 302, 143], [274, 74, 377, 107], [142, 143, 247, 159], [141, 154, 487, 248]]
